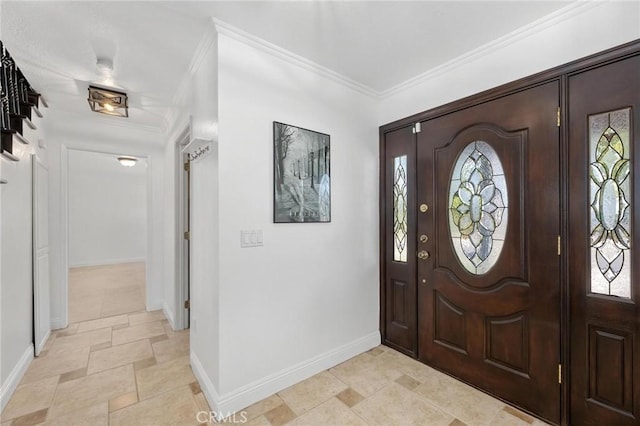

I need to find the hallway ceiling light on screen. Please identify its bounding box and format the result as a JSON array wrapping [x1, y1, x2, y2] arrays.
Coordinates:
[[117, 156, 137, 167], [88, 85, 128, 117]]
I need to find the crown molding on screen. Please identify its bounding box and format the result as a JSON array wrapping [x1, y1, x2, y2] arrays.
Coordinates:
[[211, 17, 379, 99], [380, 0, 602, 98], [188, 23, 218, 76], [165, 23, 218, 131], [165, 0, 603, 116]]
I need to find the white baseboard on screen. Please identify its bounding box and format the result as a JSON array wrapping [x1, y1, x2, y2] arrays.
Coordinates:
[[0, 345, 34, 412], [191, 351, 220, 416], [35, 330, 51, 354], [192, 331, 380, 418], [51, 317, 66, 330], [146, 299, 163, 312], [162, 301, 176, 330], [68, 257, 146, 268]]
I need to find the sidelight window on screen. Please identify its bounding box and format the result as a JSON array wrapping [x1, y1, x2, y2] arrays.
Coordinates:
[[393, 155, 408, 262], [589, 108, 632, 298]]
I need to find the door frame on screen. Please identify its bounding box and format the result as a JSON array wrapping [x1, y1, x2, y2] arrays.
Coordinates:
[[32, 154, 50, 355], [379, 39, 640, 426], [174, 125, 191, 330], [59, 146, 152, 328]]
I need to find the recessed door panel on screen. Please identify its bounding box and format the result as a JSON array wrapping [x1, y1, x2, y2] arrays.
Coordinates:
[[486, 312, 530, 377], [434, 292, 467, 354]]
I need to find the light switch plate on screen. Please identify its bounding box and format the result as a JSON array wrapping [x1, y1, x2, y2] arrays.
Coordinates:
[[241, 230, 263, 247]]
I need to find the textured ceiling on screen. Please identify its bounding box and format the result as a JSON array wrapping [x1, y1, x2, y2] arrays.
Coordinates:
[[1, 1, 208, 129], [1, 1, 571, 131]]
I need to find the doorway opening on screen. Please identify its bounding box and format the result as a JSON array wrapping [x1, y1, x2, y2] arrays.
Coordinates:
[[66, 149, 148, 323]]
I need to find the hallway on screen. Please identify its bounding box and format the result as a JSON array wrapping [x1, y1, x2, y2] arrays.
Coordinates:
[[68, 262, 146, 323], [0, 309, 195, 425]]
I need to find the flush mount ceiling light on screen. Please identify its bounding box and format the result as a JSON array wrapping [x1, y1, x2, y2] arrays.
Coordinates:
[[88, 85, 128, 117], [117, 156, 137, 167]]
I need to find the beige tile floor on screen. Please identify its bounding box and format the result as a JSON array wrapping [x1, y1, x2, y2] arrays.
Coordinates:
[[1, 318, 549, 426], [2, 261, 549, 425], [0, 310, 195, 426], [68, 262, 146, 323], [238, 346, 550, 426]]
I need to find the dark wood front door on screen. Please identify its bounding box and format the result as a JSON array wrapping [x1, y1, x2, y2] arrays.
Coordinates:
[[568, 55, 640, 425], [416, 82, 561, 423]]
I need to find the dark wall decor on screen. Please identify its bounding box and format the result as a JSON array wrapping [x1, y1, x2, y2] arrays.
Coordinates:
[[1, 40, 43, 162], [273, 122, 330, 223]]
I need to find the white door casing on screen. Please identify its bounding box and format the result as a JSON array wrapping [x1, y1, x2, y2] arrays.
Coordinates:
[[32, 154, 50, 355]]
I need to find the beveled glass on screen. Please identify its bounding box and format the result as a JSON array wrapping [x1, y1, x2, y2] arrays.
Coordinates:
[[393, 155, 408, 262], [449, 141, 508, 275], [589, 108, 632, 298]]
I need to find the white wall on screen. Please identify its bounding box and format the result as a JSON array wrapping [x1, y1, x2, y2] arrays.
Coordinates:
[[177, 26, 380, 415], [45, 109, 165, 329], [68, 150, 147, 267], [217, 32, 380, 396], [0, 111, 48, 410], [188, 30, 222, 401], [379, 1, 640, 125]]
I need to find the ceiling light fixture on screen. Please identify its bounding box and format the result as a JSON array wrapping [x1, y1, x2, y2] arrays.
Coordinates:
[[88, 85, 128, 117], [117, 156, 137, 167]]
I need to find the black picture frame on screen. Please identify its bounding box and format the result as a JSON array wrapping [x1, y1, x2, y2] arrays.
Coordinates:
[[273, 121, 331, 223]]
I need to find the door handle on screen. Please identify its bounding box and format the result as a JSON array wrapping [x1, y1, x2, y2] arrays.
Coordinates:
[[417, 250, 430, 260]]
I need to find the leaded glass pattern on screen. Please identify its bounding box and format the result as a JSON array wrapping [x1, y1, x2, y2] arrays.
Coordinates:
[[449, 141, 508, 274], [589, 108, 632, 298], [393, 155, 408, 262]]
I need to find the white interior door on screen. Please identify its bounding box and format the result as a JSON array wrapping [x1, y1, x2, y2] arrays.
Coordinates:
[[32, 154, 50, 355]]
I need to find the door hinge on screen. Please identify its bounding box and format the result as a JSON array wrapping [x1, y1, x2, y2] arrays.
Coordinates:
[[184, 300, 190, 309], [558, 364, 562, 384], [557, 107, 561, 127], [412, 122, 422, 134], [184, 231, 190, 240], [557, 235, 561, 256], [184, 161, 190, 172]]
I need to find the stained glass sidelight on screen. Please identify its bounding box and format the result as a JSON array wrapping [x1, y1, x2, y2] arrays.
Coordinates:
[[393, 155, 408, 262], [589, 108, 632, 298], [449, 141, 508, 274]]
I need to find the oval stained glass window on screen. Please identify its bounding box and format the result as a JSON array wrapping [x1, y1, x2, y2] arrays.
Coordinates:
[[449, 141, 508, 275]]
